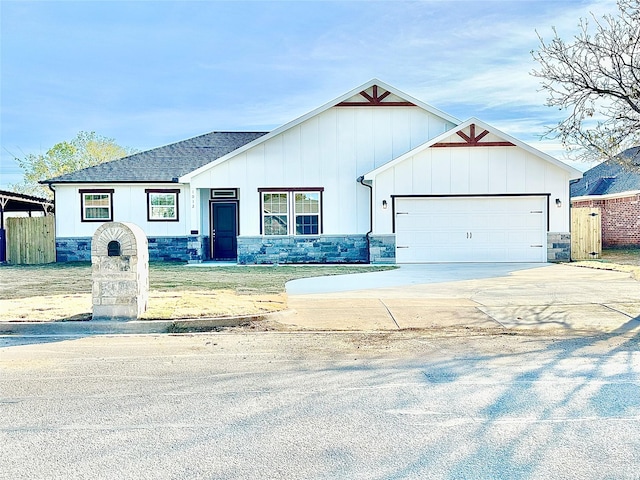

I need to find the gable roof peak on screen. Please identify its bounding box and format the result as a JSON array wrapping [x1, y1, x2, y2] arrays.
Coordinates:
[[333, 79, 460, 122], [180, 79, 461, 182], [364, 116, 582, 180], [337, 82, 417, 107], [432, 118, 516, 148]]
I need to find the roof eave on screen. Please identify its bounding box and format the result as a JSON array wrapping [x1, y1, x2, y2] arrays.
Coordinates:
[[0, 189, 53, 205], [43, 180, 185, 185], [571, 190, 640, 202]]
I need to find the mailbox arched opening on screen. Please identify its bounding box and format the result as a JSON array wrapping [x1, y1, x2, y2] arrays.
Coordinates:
[[107, 240, 121, 257]]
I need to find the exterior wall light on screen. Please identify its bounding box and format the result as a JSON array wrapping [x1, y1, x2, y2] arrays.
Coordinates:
[[382, 199, 388, 209], [555, 198, 562, 208]]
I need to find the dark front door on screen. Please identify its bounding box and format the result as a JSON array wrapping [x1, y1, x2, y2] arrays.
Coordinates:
[[211, 202, 238, 261]]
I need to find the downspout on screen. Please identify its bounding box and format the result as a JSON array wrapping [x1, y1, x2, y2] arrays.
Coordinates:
[[46, 183, 56, 215], [47, 183, 56, 262], [357, 176, 372, 264]]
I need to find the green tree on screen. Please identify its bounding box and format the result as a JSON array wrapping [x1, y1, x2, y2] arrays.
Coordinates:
[[9, 131, 137, 198], [531, 0, 640, 166]]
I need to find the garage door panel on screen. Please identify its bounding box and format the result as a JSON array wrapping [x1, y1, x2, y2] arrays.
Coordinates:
[[507, 246, 544, 262], [403, 245, 471, 262], [395, 197, 547, 263], [508, 215, 535, 228], [486, 231, 508, 243], [470, 214, 497, 229], [508, 230, 540, 243], [483, 247, 511, 262]]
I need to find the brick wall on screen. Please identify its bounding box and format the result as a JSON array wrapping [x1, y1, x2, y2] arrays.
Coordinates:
[[572, 194, 640, 247]]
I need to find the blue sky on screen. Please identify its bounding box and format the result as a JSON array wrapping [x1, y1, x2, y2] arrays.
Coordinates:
[[0, 0, 618, 188]]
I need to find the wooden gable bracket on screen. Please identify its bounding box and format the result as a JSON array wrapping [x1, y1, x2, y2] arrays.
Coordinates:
[[433, 124, 515, 147], [337, 85, 416, 107]]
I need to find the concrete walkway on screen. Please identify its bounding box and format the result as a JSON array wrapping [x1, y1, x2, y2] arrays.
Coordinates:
[[280, 263, 640, 333]]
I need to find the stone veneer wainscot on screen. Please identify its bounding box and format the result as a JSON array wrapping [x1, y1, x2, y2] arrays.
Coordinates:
[[56, 235, 207, 262], [237, 235, 369, 264]]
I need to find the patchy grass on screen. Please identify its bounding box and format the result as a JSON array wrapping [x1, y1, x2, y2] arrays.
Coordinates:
[[0, 262, 93, 300], [149, 263, 396, 294], [571, 247, 640, 281], [601, 247, 640, 266], [0, 262, 395, 321], [0, 262, 395, 299]]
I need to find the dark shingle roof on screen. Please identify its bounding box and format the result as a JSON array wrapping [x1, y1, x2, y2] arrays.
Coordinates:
[[570, 147, 640, 197], [42, 131, 268, 184]]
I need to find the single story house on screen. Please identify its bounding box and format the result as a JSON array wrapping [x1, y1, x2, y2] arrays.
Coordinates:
[[43, 79, 582, 264], [570, 147, 640, 247]]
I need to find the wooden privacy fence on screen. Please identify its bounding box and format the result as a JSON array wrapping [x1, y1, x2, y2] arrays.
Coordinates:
[[6, 216, 56, 264], [571, 207, 602, 261]]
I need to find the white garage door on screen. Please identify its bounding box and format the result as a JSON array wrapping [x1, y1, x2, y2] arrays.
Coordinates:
[[395, 196, 547, 263]]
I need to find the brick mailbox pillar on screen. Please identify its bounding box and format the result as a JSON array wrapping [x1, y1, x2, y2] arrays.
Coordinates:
[[92, 222, 149, 320]]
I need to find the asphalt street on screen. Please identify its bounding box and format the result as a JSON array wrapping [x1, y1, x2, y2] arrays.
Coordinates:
[[1, 331, 639, 479]]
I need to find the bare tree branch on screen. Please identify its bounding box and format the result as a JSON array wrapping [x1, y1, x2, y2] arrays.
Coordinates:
[[531, 0, 640, 167]]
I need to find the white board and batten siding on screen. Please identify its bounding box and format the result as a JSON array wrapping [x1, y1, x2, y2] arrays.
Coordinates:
[[394, 196, 547, 263], [53, 184, 190, 238], [371, 144, 575, 263], [189, 106, 456, 236]]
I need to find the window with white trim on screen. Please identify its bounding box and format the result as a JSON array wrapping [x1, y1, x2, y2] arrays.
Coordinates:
[[260, 189, 323, 235], [80, 189, 113, 222], [146, 189, 179, 221], [294, 192, 320, 235], [262, 192, 289, 235]]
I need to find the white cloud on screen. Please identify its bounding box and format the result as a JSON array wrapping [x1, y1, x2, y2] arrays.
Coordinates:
[[1, 0, 621, 186]]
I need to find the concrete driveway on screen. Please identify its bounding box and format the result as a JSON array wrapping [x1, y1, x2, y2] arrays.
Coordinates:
[[282, 263, 640, 333]]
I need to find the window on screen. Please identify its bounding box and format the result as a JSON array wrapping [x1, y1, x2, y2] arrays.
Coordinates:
[[80, 189, 113, 222], [146, 189, 179, 221], [260, 188, 323, 235], [211, 189, 238, 199], [294, 192, 320, 235], [262, 192, 289, 235]]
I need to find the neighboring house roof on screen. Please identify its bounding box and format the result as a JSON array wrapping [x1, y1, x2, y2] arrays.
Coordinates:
[[42, 131, 268, 184], [570, 147, 640, 197], [363, 117, 583, 180], [179, 78, 461, 183]]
